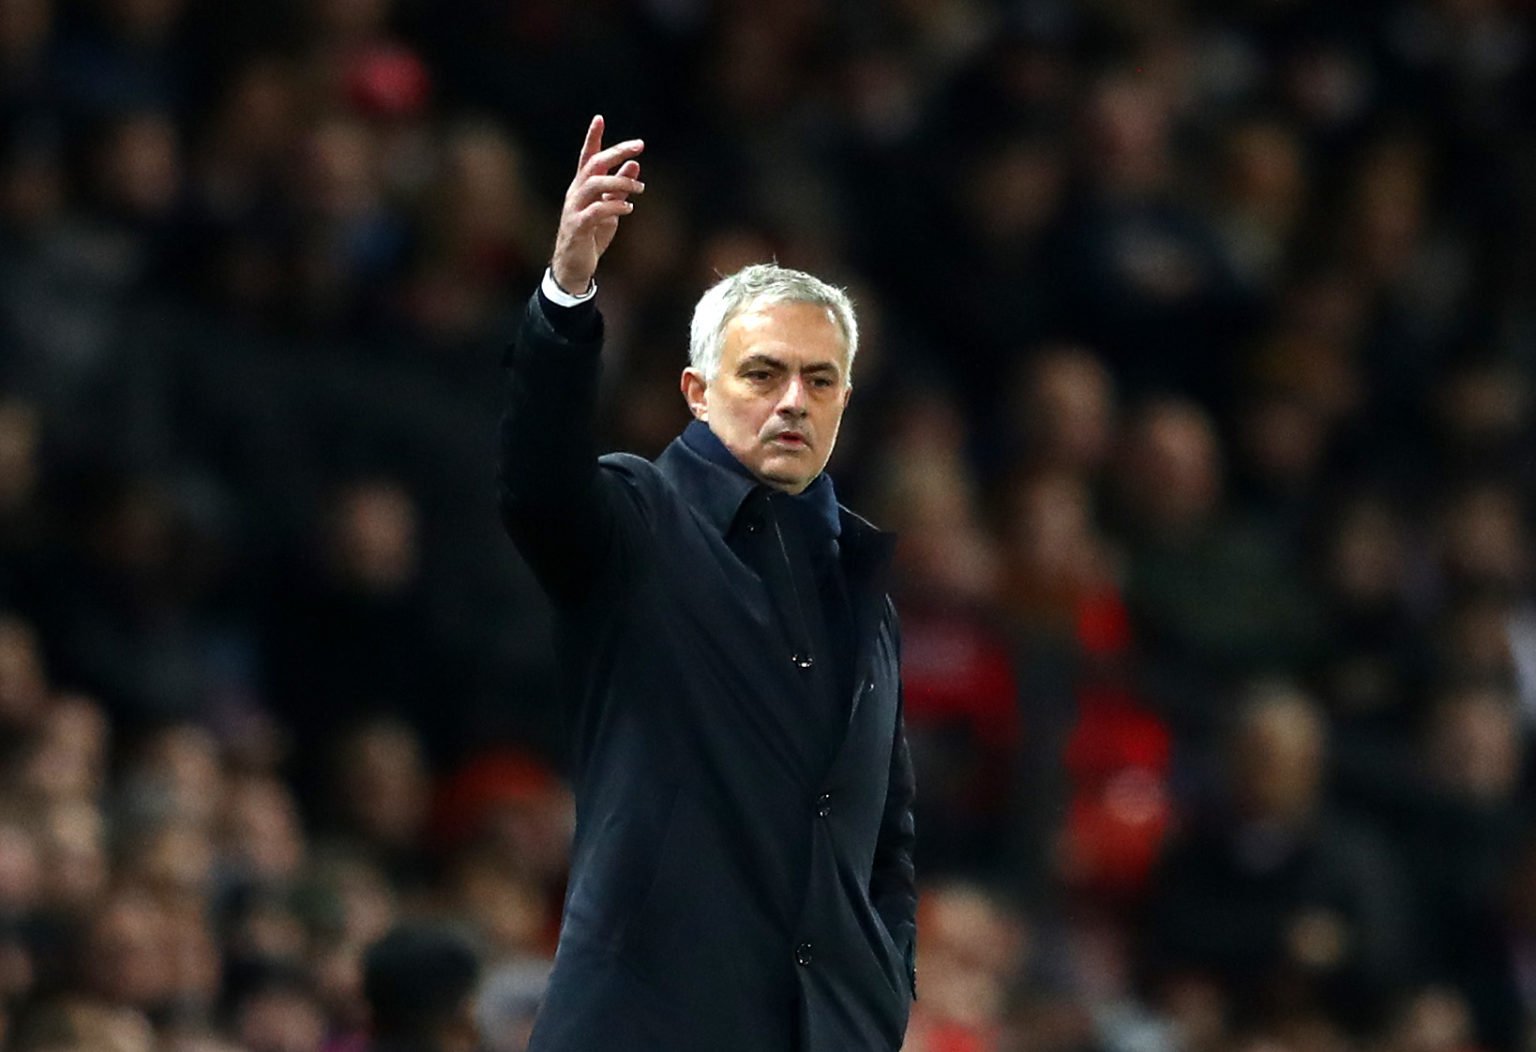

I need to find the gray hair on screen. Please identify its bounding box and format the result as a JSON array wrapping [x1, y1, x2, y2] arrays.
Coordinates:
[[688, 263, 859, 382]]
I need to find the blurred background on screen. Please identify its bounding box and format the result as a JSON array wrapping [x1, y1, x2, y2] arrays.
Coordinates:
[[2, 0, 1535, 1049]]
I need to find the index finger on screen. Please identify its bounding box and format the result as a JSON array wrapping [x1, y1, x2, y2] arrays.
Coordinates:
[[577, 115, 605, 170], [584, 138, 645, 177]]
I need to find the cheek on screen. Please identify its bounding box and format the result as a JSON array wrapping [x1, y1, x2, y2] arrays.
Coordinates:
[[721, 398, 773, 437], [816, 402, 846, 435]]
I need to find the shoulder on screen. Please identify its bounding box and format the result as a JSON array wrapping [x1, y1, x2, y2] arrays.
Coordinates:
[[598, 450, 661, 478], [593, 452, 680, 525], [596, 452, 671, 498]]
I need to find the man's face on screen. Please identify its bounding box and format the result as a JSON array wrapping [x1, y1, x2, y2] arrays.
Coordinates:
[[681, 301, 852, 494]]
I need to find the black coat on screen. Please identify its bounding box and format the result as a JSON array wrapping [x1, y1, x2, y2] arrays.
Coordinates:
[[498, 292, 917, 1052]]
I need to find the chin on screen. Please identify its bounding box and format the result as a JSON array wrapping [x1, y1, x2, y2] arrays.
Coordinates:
[[757, 466, 812, 493]]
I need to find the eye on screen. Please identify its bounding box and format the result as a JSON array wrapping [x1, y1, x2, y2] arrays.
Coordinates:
[[745, 369, 772, 382], [810, 376, 836, 389]]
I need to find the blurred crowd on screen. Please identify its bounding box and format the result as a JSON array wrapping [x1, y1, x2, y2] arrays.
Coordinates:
[[3, 0, 1536, 1049]]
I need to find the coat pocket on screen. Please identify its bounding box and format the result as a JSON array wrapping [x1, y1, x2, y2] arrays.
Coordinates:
[[615, 785, 733, 982]]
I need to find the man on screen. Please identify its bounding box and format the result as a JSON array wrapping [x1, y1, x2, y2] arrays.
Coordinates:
[[497, 116, 916, 1052], [362, 924, 482, 1052]]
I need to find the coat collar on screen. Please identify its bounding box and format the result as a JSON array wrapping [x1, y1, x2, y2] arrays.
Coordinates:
[[667, 421, 842, 540], [657, 423, 895, 595]]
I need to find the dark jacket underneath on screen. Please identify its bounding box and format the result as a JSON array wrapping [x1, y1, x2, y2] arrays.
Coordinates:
[[498, 291, 916, 1052]]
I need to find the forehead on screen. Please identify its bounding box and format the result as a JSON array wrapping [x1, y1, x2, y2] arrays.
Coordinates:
[[720, 300, 848, 368]]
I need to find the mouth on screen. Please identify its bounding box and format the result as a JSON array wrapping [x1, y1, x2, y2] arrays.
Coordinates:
[[769, 431, 808, 450]]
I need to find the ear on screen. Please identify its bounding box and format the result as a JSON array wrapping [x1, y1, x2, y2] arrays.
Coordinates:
[[841, 382, 853, 409], [680, 368, 709, 420]]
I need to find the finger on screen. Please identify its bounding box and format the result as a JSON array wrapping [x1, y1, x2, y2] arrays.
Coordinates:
[[600, 160, 643, 201], [577, 115, 604, 170], [576, 198, 635, 225], [571, 174, 645, 208], [583, 138, 645, 177]]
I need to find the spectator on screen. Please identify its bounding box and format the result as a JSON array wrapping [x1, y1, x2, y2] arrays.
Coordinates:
[[264, 478, 456, 790], [361, 924, 480, 1052], [1113, 399, 1319, 742], [322, 718, 431, 887], [1395, 686, 1530, 1046], [1144, 685, 1411, 1033], [226, 960, 328, 1052]]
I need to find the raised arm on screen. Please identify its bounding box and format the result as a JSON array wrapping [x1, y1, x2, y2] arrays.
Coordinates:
[[498, 117, 645, 604]]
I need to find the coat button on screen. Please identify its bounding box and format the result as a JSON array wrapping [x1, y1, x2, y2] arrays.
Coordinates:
[[795, 941, 814, 966], [746, 520, 759, 533], [791, 653, 814, 669], [865, 678, 875, 693], [815, 793, 832, 818]]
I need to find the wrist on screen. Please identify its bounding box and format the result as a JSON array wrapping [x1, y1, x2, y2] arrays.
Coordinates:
[[543, 267, 597, 307]]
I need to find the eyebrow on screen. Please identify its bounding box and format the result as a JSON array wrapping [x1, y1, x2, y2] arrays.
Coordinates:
[[737, 354, 842, 377]]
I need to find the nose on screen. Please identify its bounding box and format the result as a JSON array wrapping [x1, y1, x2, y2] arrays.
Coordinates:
[[777, 374, 809, 417]]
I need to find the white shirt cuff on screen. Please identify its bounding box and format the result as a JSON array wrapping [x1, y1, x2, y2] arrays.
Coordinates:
[[541, 267, 597, 307]]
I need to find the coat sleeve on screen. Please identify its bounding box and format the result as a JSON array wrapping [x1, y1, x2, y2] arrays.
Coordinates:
[[869, 604, 917, 999], [498, 290, 646, 605]]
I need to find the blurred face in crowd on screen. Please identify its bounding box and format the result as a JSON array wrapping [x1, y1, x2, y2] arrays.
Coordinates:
[[334, 721, 429, 848], [85, 889, 171, 1008], [1439, 483, 1530, 591], [1350, 139, 1428, 284], [1224, 120, 1305, 222], [965, 138, 1066, 247], [0, 0, 51, 64], [1437, 358, 1529, 449], [40, 800, 109, 912], [23, 693, 110, 802], [913, 883, 1027, 1030], [1016, 347, 1117, 473], [1240, 394, 1327, 494], [1327, 498, 1407, 609], [0, 616, 47, 730], [682, 301, 852, 495], [161, 899, 222, 1012], [125, 724, 223, 826], [1441, 595, 1516, 682], [221, 775, 306, 884], [99, 113, 181, 219], [452, 851, 550, 957], [1427, 689, 1521, 803], [300, 117, 379, 219], [1117, 401, 1222, 538], [329, 482, 418, 592], [236, 985, 327, 1052], [125, 820, 216, 896], [1230, 690, 1327, 826], [874, 410, 1000, 604], [37, 1000, 156, 1052], [0, 400, 39, 512], [438, 123, 530, 249], [0, 822, 40, 916], [1086, 73, 1172, 191]]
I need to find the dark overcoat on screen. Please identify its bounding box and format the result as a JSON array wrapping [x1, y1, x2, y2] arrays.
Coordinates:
[[497, 291, 916, 1052]]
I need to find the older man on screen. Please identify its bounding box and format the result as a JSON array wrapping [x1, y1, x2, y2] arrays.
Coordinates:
[[497, 116, 916, 1052]]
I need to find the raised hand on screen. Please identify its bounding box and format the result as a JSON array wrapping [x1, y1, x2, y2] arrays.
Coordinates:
[[550, 115, 645, 296]]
